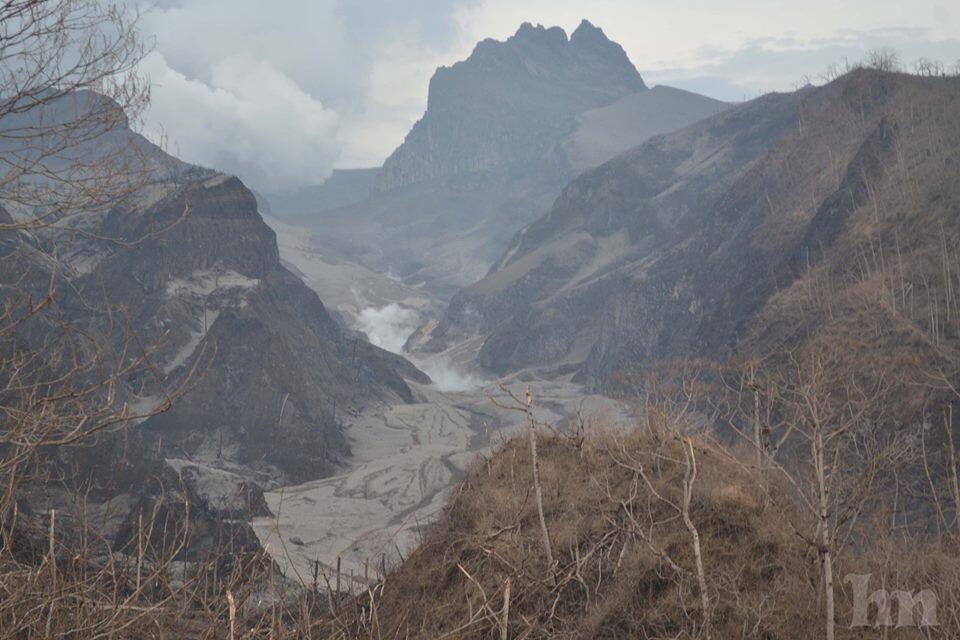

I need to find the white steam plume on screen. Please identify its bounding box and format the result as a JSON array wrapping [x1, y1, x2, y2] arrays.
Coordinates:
[[355, 304, 482, 393]]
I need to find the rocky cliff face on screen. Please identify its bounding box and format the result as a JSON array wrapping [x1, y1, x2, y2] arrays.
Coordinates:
[[303, 21, 728, 297], [83, 174, 426, 482], [1, 93, 427, 486], [421, 71, 960, 397], [374, 20, 645, 192]]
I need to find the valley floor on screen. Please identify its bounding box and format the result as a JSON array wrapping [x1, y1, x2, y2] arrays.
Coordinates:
[[250, 372, 633, 590], [250, 216, 634, 589]]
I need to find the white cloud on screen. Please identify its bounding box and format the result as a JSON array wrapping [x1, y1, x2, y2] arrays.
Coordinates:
[[642, 28, 960, 101], [131, 0, 472, 188], [456, 0, 959, 76], [453, 1, 959, 101], [356, 303, 420, 354], [142, 52, 339, 191], [129, 0, 960, 189], [336, 35, 458, 167]]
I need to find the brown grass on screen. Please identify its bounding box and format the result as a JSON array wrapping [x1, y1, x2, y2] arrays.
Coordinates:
[[5, 421, 959, 639], [324, 425, 825, 639]]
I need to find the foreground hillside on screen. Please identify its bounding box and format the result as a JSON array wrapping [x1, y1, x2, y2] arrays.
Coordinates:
[[320, 422, 959, 639], [324, 429, 813, 638]]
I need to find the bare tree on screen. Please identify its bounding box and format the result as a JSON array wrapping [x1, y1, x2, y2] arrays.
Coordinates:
[[0, 11, 205, 633], [750, 350, 891, 640], [864, 48, 902, 73], [490, 384, 556, 575], [0, 0, 179, 500], [681, 436, 710, 638], [913, 57, 945, 77], [0, 0, 157, 228]]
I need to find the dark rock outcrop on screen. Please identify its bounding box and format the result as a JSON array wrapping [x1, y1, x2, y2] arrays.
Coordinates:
[[82, 174, 427, 482], [1, 93, 428, 489]]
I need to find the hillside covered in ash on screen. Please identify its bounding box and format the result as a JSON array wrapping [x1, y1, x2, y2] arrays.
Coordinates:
[[0, 91, 429, 566], [420, 69, 960, 412]]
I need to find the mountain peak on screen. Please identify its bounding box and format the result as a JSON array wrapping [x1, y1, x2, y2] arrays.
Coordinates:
[[512, 21, 568, 45], [571, 19, 605, 42], [375, 20, 646, 191]]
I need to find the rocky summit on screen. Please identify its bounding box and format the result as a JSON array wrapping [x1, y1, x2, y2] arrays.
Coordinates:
[[375, 20, 646, 192], [289, 21, 725, 297]]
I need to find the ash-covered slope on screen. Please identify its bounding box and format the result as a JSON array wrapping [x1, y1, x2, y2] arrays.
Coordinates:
[[299, 21, 729, 297], [86, 175, 426, 481], [328, 430, 815, 638], [560, 85, 728, 172], [420, 70, 960, 393], [1, 93, 427, 484]]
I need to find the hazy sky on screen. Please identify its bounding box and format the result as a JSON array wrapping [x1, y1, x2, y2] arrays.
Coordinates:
[[132, 0, 960, 191]]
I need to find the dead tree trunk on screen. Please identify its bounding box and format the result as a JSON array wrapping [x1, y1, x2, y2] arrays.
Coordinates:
[[945, 407, 960, 530], [500, 577, 512, 640], [813, 427, 835, 640], [681, 438, 711, 638], [525, 386, 555, 576], [750, 365, 763, 466]]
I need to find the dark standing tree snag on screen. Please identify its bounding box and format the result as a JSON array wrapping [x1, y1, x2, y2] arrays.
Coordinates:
[[524, 385, 555, 576], [864, 48, 902, 72], [681, 437, 711, 638], [489, 383, 555, 577]]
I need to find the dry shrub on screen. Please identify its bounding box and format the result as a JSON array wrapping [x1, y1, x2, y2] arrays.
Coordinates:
[[325, 422, 821, 639], [0, 481, 331, 639]]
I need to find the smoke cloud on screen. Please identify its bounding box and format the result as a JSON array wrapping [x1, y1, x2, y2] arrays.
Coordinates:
[[356, 304, 420, 354], [355, 304, 482, 393], [142, 52, 340, 191], [127, 0, 958, 190], [127, 0, 473, 190]]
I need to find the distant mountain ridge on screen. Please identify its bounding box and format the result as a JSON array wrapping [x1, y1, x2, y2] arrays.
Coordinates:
[[260, 168, 378, 218], [375, 20, 646, 192], [294, 20, 730, 298], [559, 85, 728, 172]]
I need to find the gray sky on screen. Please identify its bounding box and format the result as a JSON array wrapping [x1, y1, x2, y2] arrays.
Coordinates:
[[133, 0, 960, 191]]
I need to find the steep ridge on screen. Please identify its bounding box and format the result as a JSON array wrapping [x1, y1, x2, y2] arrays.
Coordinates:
[[86, 175, 426, 482], [261, 167, 378, 218], [1, 93, 428, 486], [295, 21, 730, 297], [420, 70, 960, 398], [375, 20, 645, 192]]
